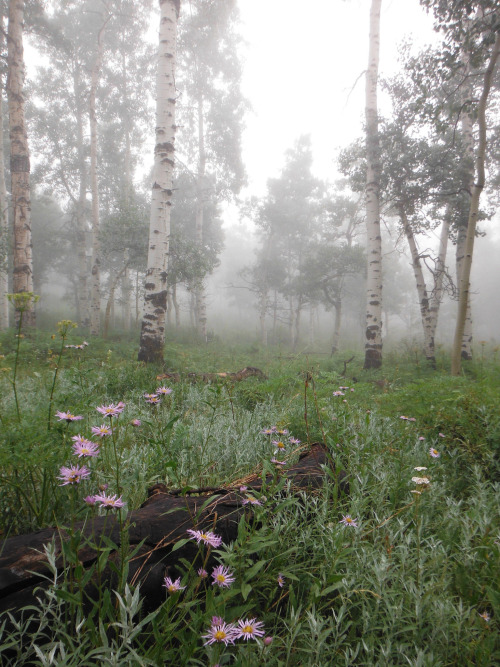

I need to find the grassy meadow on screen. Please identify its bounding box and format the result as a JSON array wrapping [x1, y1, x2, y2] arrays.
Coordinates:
[[0, 324, 499, 666]]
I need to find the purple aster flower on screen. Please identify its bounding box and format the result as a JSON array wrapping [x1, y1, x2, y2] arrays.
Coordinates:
[[272, 440, 286, 450], [339, 386, 349, 390], [263, 636, 273, 646], [96, 402, 125, 418], [211, 565, 235, 588], [242, 495, 262, 506], [84, 495, 97, 506], [277, 573, 285, 588], [239, 485, 248, 492], [144, 393, 158, 401], [202, 620, 236, 646], [146, 396, 160, 405], [131, 419, 142, 427], [339, 515, 358, 527], [333, 391, 345, 397], [163, 576, 186, 594], [399, 415, 409, 420], [72, 434, 88, 446], [289, 437, 301, 445], [261, 427, 274, 435], [91, 424, 113, 437], [418, 436, 425, 441], [429, 448, 440, 458], [233, 618, 265, 641], [58, 465, 91, 486], [276, 428, 289, 436], [271, 458, 286, 466], [94, 493, 125, 509], [212, 616, 225, 626], [198, 568, 208, 579], [438, 432, 445, 438], [72, 439, 99, 458], [55, 411, 83, 423], [187, 529, 222, 548], [408, 417, 416, 422], [156, 386, 173, 395]]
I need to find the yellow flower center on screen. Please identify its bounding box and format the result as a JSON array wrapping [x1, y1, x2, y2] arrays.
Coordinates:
[[214, 630, 226, 641], [168, 585, 176, 592], [243, 625, 253, 634], [68, 474, 78, 483], [277, 441, 285, 448], [81, 448, 89, 455], [201, 533, 208, 540], [346, 517, 353, 523], [216, 574, 226, 582]]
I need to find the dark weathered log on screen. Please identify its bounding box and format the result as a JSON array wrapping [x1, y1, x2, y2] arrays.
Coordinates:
[[0, 444, 347, 616], [156, 366, 268, 383]]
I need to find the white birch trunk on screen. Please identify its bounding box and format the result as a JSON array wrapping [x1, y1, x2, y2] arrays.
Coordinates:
[[259, 287, 268, 346], [138, 0, 179, 362], [7, 0, 35, 327], [0, 22, 9, 329], [400, 208, 434, 362], [364, 0, 383, 368], [451, 33, 500, 374]]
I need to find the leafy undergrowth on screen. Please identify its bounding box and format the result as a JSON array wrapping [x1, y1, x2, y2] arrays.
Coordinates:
[[0, 330, 499, 665]]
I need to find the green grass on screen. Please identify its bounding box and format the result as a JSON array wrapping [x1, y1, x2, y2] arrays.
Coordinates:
[[0, 330, 499, 665]]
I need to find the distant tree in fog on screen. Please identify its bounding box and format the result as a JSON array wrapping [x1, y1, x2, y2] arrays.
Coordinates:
[[176, 0, 247, 340], [0, 16, 9, 330], [138, 0, 179, 363]]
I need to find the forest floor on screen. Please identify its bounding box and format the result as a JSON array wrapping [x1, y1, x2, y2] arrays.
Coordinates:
[[0, 327, 499, 665]]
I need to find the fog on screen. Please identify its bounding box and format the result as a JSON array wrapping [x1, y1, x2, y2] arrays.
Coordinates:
[[2, 0, 499, 359]]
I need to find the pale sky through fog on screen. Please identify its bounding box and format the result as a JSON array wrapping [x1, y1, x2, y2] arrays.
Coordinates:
[[237, 0, 438, 196]]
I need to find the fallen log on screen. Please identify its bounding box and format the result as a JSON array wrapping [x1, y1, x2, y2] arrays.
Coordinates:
[[156, 366, 268, 383], [0, 444, 347, 617]]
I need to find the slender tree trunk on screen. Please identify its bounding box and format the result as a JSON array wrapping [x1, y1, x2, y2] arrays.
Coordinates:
[[195, 93, 207, 340], [451, 33, 500, 375], [427, 216, 450, 358], [293, 296, 302, 351], [7, 0, 35, 327], [0, 23, 9, 330], [104, 265, 127, 338], [364, 0, 383, 369], [172, 281, 180, 327], [400, 207, 435, 364], [331, 300, 342, 355], [259, 288, 268, 346], [308, 306, 314, 347], [89, 20, 108, 336], [74, 67, 90, 330], [138, 0, 179, 362]]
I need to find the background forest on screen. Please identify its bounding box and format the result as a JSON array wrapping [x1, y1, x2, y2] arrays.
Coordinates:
[[0, 1, 499, 666]]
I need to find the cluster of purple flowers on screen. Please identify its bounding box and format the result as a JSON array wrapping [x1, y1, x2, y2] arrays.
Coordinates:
[[143, 386, 173, 405], [56, 403, 128, 511], [202, 616, 267, 646], [261, 425, 302, 468]]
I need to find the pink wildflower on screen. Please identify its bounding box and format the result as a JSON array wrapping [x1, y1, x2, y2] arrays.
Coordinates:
[[55, 411, 83, 423], [261, 427, 274, 435], [242, 495, 262, 506], [94, 493, 125, 509], [211, 565, 235, 588], [233, 618, 265, 641], [263, 636, 273, 646], [146, 396, 160, 405], [202, 620, 236, 646], [163, 576, 186, 594], [58, 465, 91, 486], [96, 403, 125, 418], [429, 448, 440, 458], [271, 458, 286, 466], [289, 437, 301, 445], [187, 529, 222, 548], [131, 419, 141, 427], [333, 391, 345, 397], [277, 573, 285, 587], [239, 485, 248, 492], [91, 424, 113, 437], [418, 436, 425, 441], [198, 568, 208, 579], [272, 440, 286, 451], [72, 440, 99, 458], [276, 428, 289, 436], [339, 515, 358, 527], [144, 393, 158, 401], [438, 432, 445, 438], [156, 386, 173, 395], [84, 495, 97, 505]]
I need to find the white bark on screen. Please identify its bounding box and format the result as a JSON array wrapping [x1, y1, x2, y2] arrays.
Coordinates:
[[7, 0, 34, 327], [138, 0, 179, 362], [451, 33, 500, 374], [0, 21, 9, 330], [195, 94, 208, 340], [364, 0, 383, 368], [428, 216, 450, 351]]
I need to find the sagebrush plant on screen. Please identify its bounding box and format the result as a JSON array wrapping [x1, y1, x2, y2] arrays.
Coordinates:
[[0, 337, 498, 665]]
